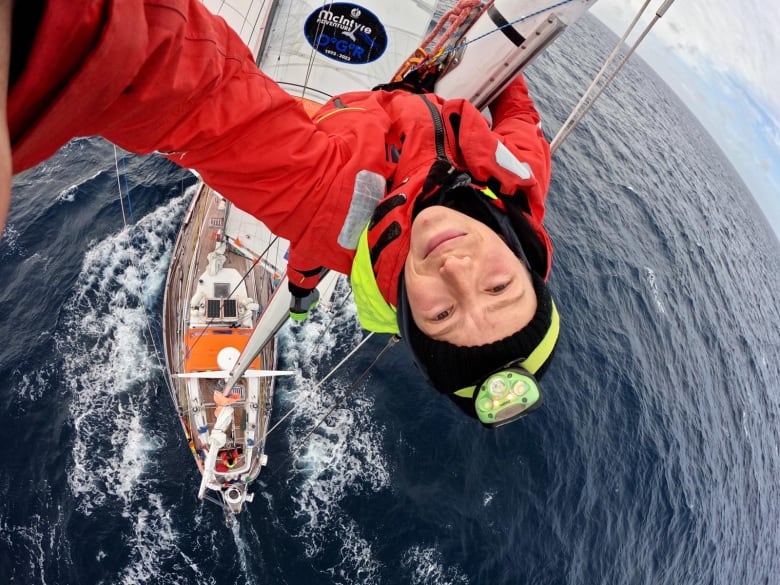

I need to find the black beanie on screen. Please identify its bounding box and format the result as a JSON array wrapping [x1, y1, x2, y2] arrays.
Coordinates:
[[398, 269, 556, 395]]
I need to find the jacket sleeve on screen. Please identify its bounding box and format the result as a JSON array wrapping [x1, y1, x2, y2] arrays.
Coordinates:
[[9, 0, 360, 249], [487, 74, 552, 223]]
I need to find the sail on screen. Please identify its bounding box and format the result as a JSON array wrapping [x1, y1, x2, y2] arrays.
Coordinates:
[[204, 0, 444, 98], [223, 202, 289, 280], [200, 0, 276, 59]]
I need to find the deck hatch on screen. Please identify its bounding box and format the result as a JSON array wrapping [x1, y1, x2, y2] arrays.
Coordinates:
[[213, 283, 230, 298]]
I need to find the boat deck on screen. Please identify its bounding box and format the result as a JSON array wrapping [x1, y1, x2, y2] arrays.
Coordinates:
[[163, 184, 278, 494]]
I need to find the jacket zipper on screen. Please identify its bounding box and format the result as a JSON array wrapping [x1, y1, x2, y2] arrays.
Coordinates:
[[418, 95, 448, 161]]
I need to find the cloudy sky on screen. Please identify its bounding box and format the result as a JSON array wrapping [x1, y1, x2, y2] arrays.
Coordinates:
[[589, 0, 780, 237]]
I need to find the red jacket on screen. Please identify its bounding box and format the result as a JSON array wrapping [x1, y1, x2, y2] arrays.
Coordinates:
[[307, 83, 553, 305], [10, 0, 552, 308]]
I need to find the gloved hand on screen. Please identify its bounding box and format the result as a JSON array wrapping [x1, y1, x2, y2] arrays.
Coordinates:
[[289, 288, 320, 321]]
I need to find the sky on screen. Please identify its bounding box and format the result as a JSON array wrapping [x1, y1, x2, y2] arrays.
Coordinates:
[[589, 0, 780, 239]]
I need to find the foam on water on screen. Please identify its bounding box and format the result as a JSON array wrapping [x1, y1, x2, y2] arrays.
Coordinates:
[[643, 266, 666, 315], [116, 493, 179, 585], [178, 550, 217, 585], [0, 491, 71, 585], [325, 517, 382, 585], [0, 513, 49, 585], [54, 188, 192, 580], [228, 513, 267, 585], [58, 184, 79, 203], [0, 223, 23, 258], [12, 365, 55, 402], [401, 546, 469, 585], [273, 281, 472, 583], [276, 284, 390, 569], [56, 169, 102, 204]]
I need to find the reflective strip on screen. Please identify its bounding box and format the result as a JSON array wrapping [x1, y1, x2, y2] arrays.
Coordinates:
[[314, 106, 367, 123], [522, 300, 560, 374], [495, 141, 532, 179], [480, 186, 498, 200], [452, 300, 560, 398], [350, 229, 399, 333], [337, 170, 386, 250]]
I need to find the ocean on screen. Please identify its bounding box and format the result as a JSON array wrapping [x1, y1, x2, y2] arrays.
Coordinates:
[[1, 13, 779, 585]]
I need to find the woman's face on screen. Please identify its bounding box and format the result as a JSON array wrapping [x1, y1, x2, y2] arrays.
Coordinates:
[[404, 205, 537, 346]]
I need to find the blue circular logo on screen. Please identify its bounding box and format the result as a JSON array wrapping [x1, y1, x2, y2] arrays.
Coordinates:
[[303, 3, 388, 65]]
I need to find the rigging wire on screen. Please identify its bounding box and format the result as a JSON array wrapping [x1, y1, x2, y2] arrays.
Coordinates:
[[112, 146, 178, 401], [264, 334, 399, 481], [288, 335, 397, 454], [401, 0, 578, 80], [300, 1, 338, 101], [401, 0, 677, 155], [113, 149, 128, 226], [550, 0, 678, 153], [551, 0, 653, 150], [265, 330, 376, 436], [181, 221, 280, 359]]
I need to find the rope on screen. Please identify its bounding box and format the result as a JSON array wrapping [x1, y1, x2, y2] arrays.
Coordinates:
[[396, 0, 577, 83], [424, 0, 485, 56]]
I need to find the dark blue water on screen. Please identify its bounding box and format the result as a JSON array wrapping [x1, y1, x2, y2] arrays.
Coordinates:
[[2, 14, 779, 585]]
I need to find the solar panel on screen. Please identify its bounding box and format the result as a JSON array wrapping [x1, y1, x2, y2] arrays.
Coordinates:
[[223, 299, 238, 318], [207, 299, 221, 319]]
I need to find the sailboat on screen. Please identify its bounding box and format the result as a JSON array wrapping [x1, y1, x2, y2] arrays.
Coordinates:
[[162, 0, 598, 515]]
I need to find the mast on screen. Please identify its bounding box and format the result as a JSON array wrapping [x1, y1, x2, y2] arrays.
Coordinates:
[[219, 276, 294, 395], [219, 271, 341, 395]]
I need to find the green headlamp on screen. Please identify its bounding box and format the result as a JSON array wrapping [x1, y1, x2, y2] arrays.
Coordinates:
[[471, 367, 543, 427], [451, 300, 559, 427]]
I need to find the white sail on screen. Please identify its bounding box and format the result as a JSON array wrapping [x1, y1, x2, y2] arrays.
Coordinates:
[[203, 0, 440, 95], [223, 200, 289, 278], [200, 0, 276, 59]]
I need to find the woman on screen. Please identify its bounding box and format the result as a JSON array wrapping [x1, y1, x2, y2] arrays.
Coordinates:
[[3, 0, 559, 426]]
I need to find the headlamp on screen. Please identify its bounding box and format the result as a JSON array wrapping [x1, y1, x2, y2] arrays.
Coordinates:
[[448, 299, 558, 428], [472, 367, 542, 427]]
